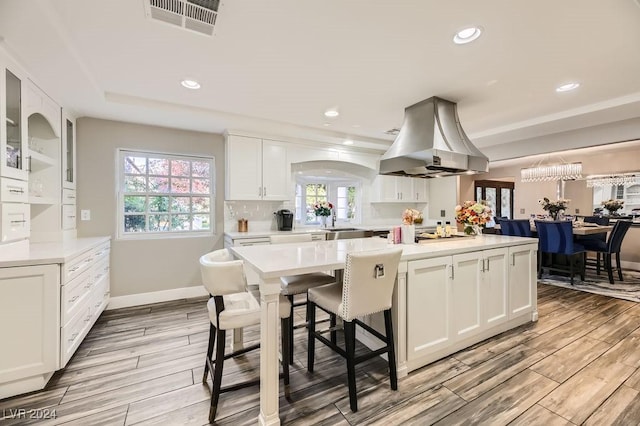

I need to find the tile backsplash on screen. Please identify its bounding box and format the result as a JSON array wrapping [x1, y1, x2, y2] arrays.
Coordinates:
[[224, 200, 429, 232]]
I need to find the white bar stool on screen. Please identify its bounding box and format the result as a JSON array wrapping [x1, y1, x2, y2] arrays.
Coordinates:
[[307, 247, 403, 412], [269, 233, 337, 364], [200, 249, 291, 422]]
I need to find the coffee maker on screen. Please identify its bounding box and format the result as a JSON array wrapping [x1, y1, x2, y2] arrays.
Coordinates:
[[274, 209, 294, 231]]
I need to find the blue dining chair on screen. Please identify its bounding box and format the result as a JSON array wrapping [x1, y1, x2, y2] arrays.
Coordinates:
[[578, 216, 611, 268], [582, 220, 632, 284], [499, 219, 533, 237], [535, 220, 585, 285]]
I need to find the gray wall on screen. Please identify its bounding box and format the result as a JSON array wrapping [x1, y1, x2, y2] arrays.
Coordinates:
[[76, 118, 225, 297]]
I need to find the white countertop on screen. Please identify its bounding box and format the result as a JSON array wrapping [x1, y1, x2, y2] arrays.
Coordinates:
[[230, 234, 537, 279], [0, 237, 110, 268]]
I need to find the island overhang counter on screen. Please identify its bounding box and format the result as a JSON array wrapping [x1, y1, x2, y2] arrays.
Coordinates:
[[230, 234, 538, 426]]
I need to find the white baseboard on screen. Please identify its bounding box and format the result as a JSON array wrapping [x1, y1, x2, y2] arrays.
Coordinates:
[[621, 260, 640, 272], [107, 286, 208, 310]]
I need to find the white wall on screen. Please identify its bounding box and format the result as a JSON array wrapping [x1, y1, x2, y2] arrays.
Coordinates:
[[77, 118, 225, 297]]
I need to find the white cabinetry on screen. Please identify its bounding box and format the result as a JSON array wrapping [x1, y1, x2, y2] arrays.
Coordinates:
[[407, 246, 519, 368], [0, 264, 59, 399], [60, 240, 111, 366], [508, 244, 537, 319], [1, 56, 28, 182], [26, 79, 61, 137], [225, 135, 289, 201], [62, 112, 76, 190], [371, 175, 425, 203]]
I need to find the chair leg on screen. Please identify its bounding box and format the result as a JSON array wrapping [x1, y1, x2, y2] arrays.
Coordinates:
[[616, 252, 623, 281], [287, 295, 294, 365], [203, 323, 216, 383], [596, 252, 601, 275], [307, 301, 316, 373], [330, 314, 337, 345], [280, 317, 290, 396], [606, 254, 614, 284], [209, 328, 226, 423], [383, 309, 398, 391], [344, 320, 358, 412], [569, 258, 574, 285]]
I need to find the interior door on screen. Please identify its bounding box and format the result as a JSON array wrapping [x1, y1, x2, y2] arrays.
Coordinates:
[[475, 180, 515, 219]]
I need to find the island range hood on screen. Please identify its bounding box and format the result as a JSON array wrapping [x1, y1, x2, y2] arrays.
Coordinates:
[[379, 96, 489, 178]]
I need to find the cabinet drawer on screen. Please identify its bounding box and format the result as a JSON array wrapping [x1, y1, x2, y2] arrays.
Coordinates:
[[1, 178, 28, 203], [1, 203, 30, 242], [91, 273, 110, 319], [92, 242, 111, 264], [63, 250, 94, 283], [61, 306, 91, 366], [62, 188, 77, 205], [62, 204, 76, 230], [61, 267, 92, 327], [92, 258, 110, 286]]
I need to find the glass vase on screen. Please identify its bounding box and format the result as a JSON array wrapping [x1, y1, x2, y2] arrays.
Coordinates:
[[320, 215, 328, 228], [464, 224, 481, 236], [401, 224, 415, 244]]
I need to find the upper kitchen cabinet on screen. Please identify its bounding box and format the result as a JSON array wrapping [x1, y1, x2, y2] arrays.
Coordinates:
[[225, 134, 289, 201], [412, 178, 429, 203], [61, 112, 76, 189], [370, 175, 417, 203], [1, 58, 28, 182], [25, 79, 61, 138]]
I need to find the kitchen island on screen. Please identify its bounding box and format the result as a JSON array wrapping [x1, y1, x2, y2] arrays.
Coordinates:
[[230, 234, 538, 426]]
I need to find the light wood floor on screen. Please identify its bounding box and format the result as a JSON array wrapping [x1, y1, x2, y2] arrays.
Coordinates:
[[2, 283, 640, 425]]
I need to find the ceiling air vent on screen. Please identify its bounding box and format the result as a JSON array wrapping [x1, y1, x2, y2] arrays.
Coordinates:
[[145, 0, 220, 36]]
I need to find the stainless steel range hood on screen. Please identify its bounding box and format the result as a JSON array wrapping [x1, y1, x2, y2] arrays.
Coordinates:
[[379, 97, 489, 178]]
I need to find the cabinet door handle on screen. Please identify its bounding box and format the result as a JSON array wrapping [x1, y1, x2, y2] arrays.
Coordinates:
[[485, 258, 490, 272], [68, 332, 79, 343], [480, 259, 485, 272], [26, 156, 32, 172], [8, 188, 24, 194], [10, 220, 27, 224], [258, 187, 262, 196], [69, 295, 80, 304], [449, 264, 454, 279], [263, 187, 266, 196], [512, 253, 516, 266]]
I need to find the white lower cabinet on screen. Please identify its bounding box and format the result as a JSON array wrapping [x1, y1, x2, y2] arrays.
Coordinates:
[[60, 240, 110, 367], [407, 245, 528, 368], [0, 264, 60, 399], [509, 244, 537, 318]]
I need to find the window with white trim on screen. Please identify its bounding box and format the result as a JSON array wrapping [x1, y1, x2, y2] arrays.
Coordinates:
[[118, 149, 214, 238], [295, 179, 359, 225]]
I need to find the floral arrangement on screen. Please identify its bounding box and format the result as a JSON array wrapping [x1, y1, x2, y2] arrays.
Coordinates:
[[602, 199, 624, 214], [538, 197, 570, 216], [313, 201, 333, 217], [402, 208, 423, 225], [455, 201, 492, 234]]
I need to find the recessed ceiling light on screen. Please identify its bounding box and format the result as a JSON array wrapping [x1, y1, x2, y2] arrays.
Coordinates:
[[556, 82, 580, 92], [324, 109, 339, 118], [323, 123, 331, 127], [343, 139, 354, 145], [453, 27, 482, 44], [181, 79, 201, 89]]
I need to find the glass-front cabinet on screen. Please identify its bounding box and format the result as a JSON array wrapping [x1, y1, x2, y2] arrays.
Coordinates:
[[2, 63, 28, 181], [62, 112, 76, 189]]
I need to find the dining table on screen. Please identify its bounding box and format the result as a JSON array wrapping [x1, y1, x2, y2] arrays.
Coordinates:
[[494, 223, 614, 236]]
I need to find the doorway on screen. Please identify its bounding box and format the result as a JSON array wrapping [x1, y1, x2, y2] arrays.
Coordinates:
[[475, 180, 515, 220]]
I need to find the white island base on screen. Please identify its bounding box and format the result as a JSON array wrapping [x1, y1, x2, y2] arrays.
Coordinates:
[[231, 234, 538, 425]]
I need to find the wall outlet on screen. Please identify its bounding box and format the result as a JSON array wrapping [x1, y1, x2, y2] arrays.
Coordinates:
[[81, 210, 91, 221], [440, 210, 446, 217], [520, 208, 525, 214], [575, 208, 580, 214]]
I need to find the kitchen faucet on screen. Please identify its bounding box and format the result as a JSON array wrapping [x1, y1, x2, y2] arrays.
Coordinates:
[[332, 209, 336, 228]]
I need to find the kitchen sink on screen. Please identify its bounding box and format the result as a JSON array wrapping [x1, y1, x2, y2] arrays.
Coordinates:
[[325, 229, 374, 240]]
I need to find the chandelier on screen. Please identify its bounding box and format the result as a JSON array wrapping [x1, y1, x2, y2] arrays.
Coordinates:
[[586, 173, 638, 187], [521, 161, 582, 182]]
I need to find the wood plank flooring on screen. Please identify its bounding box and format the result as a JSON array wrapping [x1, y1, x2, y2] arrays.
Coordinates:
[[2, 283, 640, 425]]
